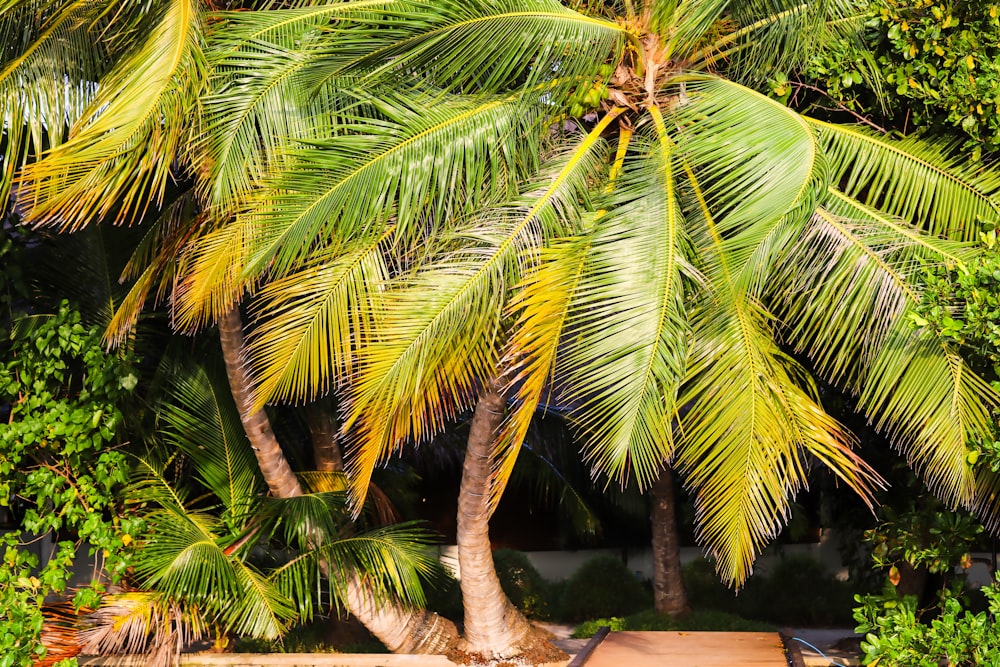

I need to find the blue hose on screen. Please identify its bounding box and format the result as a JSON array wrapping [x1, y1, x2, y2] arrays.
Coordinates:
[[792, 636, 850, 667]]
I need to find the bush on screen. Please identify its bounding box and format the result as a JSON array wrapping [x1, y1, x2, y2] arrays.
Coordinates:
[[572, 609, 775, 638], [752, 555, 856, 626], [423, 563, 464, 622], [854, 581, 1000, 666], [681, 557, 742, 615], [493, 549, 554, 619], [557, 555, 651, 623], [682, 555, 856, 626]]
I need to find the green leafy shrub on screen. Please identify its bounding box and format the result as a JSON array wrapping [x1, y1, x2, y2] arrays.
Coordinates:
[[752, 555, 856, 626], [793, 0, 1000, 160], [557, 555, 650, 623], [854, 580, 1000, 666], [493, 549, 553, 619], [682, 555, 856, 626], [0, 297, 139, 667], [423, 563, 464, 622], [681, 557, 741, 614], [572, 609, 775, 638]]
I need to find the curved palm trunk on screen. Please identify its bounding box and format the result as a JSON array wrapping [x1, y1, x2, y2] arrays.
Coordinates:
[[651, 466, 690, 617], [218, 306, 460, 655], [457, 382, 563, 661]]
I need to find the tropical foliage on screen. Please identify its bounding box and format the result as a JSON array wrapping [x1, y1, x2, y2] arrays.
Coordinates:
[[4, 0, 1000, 660], [854, 579, 1000, 667], [0, 232, 138, 667], [86, 362, 436, 661], [6, 0, 1000, 586], [793, 0, 1000, 160]]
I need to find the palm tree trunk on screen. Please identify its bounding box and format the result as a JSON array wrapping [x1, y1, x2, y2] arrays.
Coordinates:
[[218, 306, 461, 654], [457, 381, 562, 660], [304, 399, 344, 473], [218, 307, 302, 499], [651, 466, 690, 617]]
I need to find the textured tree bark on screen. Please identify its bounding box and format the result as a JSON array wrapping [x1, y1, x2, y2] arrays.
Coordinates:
[[651, 466, 690, 618], [456, 381, 557, 660], [304, 399, 344, 473], [217, 306, 460, 655], [218, 307, 303, 499]]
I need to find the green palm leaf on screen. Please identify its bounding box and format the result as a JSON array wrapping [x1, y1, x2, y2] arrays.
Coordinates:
[[677, 295, 880, 586], [260, 493, 436, 619], [107, 191, 203, 346], [347, 0, 627, 95], [244, 230, 392, 408], [697, 0, 857, 84], [198, 1, 403, 211], [773, 191, 977, 386], [972, 469, 1000, 535], [128, 458, 294, 640], [807, 118, 1000, 240], [18, 0, 206, 230], [175, 90, 543, 329], [343, 125, 613, 504], [0, 1, 105, 211], [858, 329, 998, 505], [158, 362, 263, 521], [548, 139, 688, 491], [649, 0, 729, 61], [671, 75, 821, 293]]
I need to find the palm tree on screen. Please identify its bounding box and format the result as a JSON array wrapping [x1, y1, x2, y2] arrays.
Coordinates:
[[2, 0, 464, 655], [77, 360, 438, 663], [9, 0, 1000, 663]]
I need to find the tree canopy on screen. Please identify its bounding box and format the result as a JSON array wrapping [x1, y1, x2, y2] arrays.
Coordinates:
[[3, 0, 1000, 615]]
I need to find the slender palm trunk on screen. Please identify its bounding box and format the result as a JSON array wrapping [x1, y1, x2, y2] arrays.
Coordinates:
[[457, 382, 564, 661], [304, 400, 344, 473], [651, 466, 690, 617], [218, 306, 461, 654]]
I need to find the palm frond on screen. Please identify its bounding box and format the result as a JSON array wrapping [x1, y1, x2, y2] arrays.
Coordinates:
[[677, 295, 880, 587], [807, 118, 1000, 240], [170, 215, 257, 332], [343, 124, 613, 505], [648, 0, 728, 61], [81, 592, 207, 665], [670, 75, 822, 294], [175, 90, 543, 330], [198, 2, 399, 211], [134, 502, 294, 640], [158, 362, 263, 520], [0, 1, 106, 211], [347, 0, 628, 95], [267, 519, 438, 620], [106, 191, 203, 347], [858, 329, 999, 506], [972, 468, 1000, 535], [18, 0, 205, 230], [244, 230, 392, 409], [533, 134, 688, 493], [773, 191, 978, 386], [693, 0, 855, 85]]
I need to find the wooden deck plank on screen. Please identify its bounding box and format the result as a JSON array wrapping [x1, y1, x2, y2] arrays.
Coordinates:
[[582, 631, 788, 667]]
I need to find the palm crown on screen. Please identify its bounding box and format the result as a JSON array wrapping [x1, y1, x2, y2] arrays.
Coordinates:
[[7, 0, 1000, 586]]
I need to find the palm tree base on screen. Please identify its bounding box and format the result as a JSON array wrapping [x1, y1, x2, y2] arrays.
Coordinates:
[[447, 626, 568, 666]]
